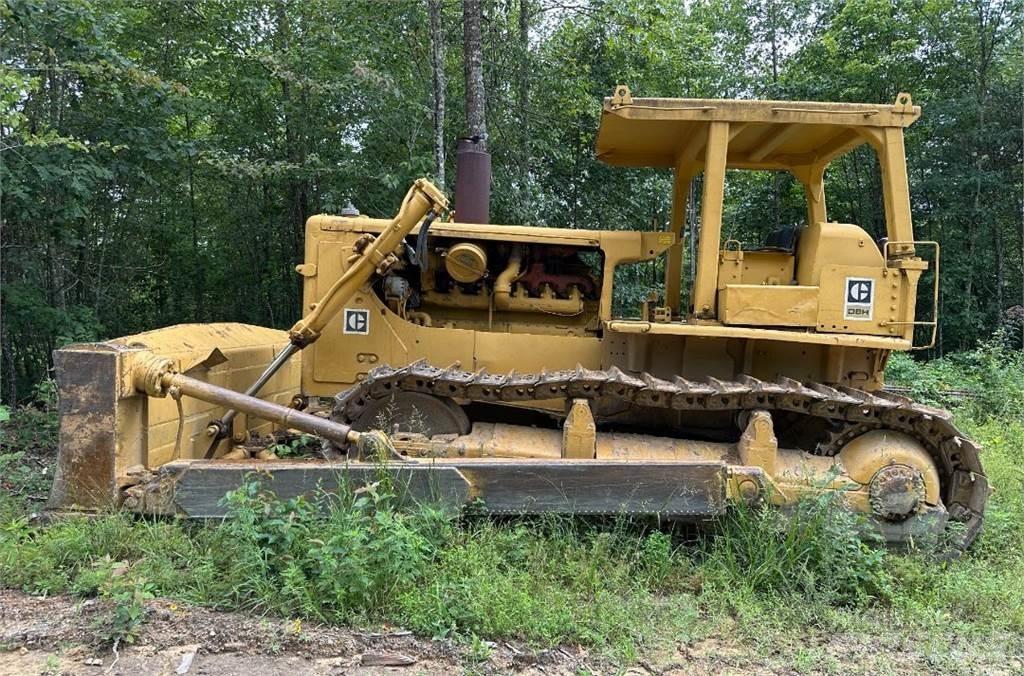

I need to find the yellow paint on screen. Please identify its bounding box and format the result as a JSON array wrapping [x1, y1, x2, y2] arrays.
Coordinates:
[[718, 285, 819, 327], [562, 399, 597, 459], [839, 430, 941, 505], [737, 410, 778, 475], [110, 323, 300, 465], [445, 242, 488, 283], [604, 319, 910, 351], [692, 121, 729, 317]]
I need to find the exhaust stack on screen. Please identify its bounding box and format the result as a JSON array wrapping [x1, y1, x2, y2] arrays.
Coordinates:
[[454, 136, 490, 223]]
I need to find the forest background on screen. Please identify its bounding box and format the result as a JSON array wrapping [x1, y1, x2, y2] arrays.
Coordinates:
[[1, 0, 1021, 404]]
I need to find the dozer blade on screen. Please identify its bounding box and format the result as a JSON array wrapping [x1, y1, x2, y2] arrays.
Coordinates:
[[48, 323, 302, 513], [126, 458, 730, 520]]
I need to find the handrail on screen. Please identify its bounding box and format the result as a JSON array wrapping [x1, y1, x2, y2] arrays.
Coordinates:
[[880, 240, 940, 350]]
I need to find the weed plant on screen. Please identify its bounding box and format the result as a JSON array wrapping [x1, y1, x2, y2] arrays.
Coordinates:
[[703, 492, 891, 607]]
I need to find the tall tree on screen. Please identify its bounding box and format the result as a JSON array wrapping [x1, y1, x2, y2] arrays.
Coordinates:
[[428, 0, 446, 189], [518, 0, 530, 180], [462, 0, 487, 144]]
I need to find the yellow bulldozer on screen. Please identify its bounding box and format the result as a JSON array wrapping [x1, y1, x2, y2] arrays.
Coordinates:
[[49, 87, 988, 548]]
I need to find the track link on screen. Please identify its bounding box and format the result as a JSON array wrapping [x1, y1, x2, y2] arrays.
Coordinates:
[[333, 360, 988, 546]]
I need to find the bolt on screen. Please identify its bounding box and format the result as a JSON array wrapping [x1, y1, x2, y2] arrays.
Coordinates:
[[737, 479, 760, 504]]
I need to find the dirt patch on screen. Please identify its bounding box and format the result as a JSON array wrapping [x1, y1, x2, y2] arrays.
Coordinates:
[[0, 589, 596, 675]]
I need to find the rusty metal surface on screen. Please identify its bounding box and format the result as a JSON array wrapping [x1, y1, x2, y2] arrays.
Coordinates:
[[113, 322, 298, 462], [157, 369, 356, 447], [333, 361, 988, 548], [144, 458, 726, 519], [447, 460, 726, 516], [48, 323, 300, 514], [453, 137, 491, 223], [109, 322, 290, 366], [155, 460, 471, 518], [869, 464, 927, 521], [48, 345, 123, 511]]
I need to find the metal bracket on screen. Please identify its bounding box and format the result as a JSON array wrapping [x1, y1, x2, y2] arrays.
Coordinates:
[[562, 399, 597, 459], [891, 92, 914, 114], [737, 410, 778, 476], [611, 84, 633, 107], [720, 238, 743, 262]]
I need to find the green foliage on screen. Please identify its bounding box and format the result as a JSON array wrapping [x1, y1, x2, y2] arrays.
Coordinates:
[[0, 391, 59, 506], [194, 477, 452, 621], [267, 433, 319, 458], [394, 518, 691, 655], [96, 577, 154, 647], [886, 336, 1024, 418], [466, 633, 494, 664], [3, 0, 1021, 402], [0, 452, 52, 505], [79, 560, 156, 647], [0, 387, 59, 454], [704, 493, 891, 607]]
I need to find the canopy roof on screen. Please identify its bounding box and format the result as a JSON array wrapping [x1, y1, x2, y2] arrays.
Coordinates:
[[595, 86, 920, 170]]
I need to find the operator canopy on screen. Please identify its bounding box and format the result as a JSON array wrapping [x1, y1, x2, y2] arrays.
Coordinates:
[[595, 85, 920, 170]]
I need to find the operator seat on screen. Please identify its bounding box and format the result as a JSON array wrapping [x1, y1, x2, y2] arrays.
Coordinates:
[[759, 224, 802, 252]]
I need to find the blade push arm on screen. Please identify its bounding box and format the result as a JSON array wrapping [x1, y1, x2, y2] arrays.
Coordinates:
[[205, 178, 447, 452], [290, 178, 448, 346]]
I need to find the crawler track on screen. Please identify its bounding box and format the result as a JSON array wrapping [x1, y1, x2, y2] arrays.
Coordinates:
[[333, 361, 988, 547]]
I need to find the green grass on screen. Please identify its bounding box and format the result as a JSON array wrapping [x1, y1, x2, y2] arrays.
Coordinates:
[[1, 342, 1023, 666]]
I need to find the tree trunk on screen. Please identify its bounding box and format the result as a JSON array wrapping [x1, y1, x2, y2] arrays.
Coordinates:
[[428, 0, 446, 189], [185, 109, 205, 321], [518, 0, 529, 179], [463, 0, 487, 144], [276, 2, 308, 322]]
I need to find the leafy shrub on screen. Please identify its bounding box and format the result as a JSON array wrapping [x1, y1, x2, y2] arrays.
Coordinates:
[[91, 575, 155, 648], [267, 433, 319, 458], [886, 338, 1024, 419], [0, 452, 52, 505], [0, 394, 59, 507], [202, 477, 451, 621]]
